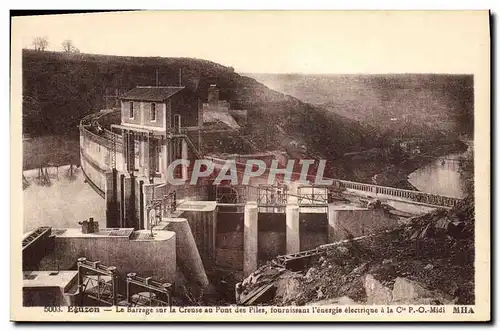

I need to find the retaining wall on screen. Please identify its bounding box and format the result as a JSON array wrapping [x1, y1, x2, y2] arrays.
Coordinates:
[[328, 206, 398, 241], [37, 230, 177, 283]]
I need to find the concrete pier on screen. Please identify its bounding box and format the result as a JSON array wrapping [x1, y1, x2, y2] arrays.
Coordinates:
[[105, 169, 119, 228], [327, 203, 338, 243], [287, 182, 299, 204], [181, 138, 188, 180], [161, 143, 168, 180], [123, 174, 137, 229], [142, 183, 156, 230], [243, 202, 258, 277], [136, 179, 145, 229], [119, 174, 125, 227], [165, 218, 210, 290], [285, 204, 300, 253]]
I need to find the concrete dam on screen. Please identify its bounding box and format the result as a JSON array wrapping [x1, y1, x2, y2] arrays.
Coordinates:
[[21, 85, 463, 306], [75, 87, 462, 292]]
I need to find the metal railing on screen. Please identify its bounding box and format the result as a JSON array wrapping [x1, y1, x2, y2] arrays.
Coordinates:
[[80, 126, 123, 152], [256, 184, 288, 207], [162, 192, 177, 217], [335, 179, 462, 207], [75, 257, 172, 307], [172, 181, 210, 202], [77, 257, 120, 306], [297, 185, 330, 206], [22, 227, 51, 250], [215, 185, 248, 204], [126, 273, 173, 307]]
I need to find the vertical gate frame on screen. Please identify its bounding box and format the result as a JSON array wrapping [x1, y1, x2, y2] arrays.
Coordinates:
[[77, 257, 119, 306]]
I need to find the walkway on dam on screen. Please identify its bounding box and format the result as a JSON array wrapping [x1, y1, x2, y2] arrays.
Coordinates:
[[205, 156, 463, 209]]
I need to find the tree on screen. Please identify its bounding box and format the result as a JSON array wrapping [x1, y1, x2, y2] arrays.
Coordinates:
[[32, 36, 48, 51], [62, 39, 79, 53], [459, 148, 474, 198], [22, 95, 43, 135]]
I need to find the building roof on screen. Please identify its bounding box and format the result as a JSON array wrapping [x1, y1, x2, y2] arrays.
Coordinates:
[[121, 86, 186, 102]]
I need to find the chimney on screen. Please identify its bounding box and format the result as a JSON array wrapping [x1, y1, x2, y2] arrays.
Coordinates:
[[191, 77, 200, 91], [208, 84, 219, 106]]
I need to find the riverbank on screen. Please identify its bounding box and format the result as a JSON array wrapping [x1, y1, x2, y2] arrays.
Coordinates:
[[23, 135, 80, 170], [339, 139, 468, 190]]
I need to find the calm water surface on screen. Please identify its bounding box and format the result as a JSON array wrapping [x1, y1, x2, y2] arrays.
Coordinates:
[[408, 152, 467, 199], [23, 165, 105, 233]]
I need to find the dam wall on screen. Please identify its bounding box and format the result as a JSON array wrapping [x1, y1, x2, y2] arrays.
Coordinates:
[[327, 205, 398, 241], [80, 121, 125, 196]]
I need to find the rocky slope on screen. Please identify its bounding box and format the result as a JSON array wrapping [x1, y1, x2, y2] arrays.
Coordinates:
[[236, 197, 474, 306]]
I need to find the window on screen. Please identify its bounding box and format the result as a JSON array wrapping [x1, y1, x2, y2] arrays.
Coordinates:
[[129, 102, 134, 119], [150, 103, 156, 121]]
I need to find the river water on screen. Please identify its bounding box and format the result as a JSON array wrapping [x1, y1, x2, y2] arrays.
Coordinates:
[[408, 151, 468, 199], [23, 165, 105, 233]]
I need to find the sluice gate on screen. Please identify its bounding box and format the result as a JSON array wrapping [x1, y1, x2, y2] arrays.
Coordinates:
[[77, 257, 173, 307]]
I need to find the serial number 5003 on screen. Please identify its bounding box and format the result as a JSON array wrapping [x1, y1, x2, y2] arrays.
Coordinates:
[[44, 306, 63, 313]]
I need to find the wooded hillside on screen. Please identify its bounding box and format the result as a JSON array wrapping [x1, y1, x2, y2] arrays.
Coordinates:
[[22, 49, 379, 161]]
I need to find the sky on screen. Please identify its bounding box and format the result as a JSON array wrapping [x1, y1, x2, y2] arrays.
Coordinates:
[[12, 10, 489, 74]]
